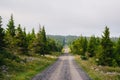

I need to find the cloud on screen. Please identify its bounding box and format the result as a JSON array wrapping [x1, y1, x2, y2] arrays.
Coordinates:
[[0, 0, 120, 36]]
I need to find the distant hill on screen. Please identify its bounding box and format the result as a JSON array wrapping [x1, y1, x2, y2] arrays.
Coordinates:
[[47, 35, 65, 46], [65, 35, 78, 45], [47, 35, 119, 45], [47, 35, 78, 45]]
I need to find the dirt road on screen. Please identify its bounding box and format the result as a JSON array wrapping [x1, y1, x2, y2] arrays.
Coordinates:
[[32, 52, 91, 80]]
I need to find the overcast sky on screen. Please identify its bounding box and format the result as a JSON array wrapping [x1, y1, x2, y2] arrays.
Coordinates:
[[0, 0, 120, 37]]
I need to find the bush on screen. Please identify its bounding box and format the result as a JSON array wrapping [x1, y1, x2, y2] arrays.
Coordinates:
[[81, 55, 87, 60], [112, 59, 118, 67]]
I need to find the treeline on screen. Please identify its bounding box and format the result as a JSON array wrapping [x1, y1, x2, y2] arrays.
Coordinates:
[[47, 35, 65, 46], [70, 27, 120, 67], [0, 15, 63, 65], [47, 35, 79, 46], [65, 36, 78, 45]]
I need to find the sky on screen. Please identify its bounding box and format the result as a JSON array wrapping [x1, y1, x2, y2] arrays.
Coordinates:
[[0, 0, 120, 37]]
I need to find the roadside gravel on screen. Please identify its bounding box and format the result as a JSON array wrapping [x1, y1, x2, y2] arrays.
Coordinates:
[[32, 53, 91, 80]]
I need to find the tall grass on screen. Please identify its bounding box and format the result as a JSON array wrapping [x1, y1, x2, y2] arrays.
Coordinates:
[[75, 55, 120, 80], [0, 53, 59, 80]]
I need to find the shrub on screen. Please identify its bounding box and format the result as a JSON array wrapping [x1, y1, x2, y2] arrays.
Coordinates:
[[81, 55, 87, 60]]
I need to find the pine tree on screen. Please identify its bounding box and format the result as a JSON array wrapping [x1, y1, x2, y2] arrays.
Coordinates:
[[27, 28, 37, 55], [6, 14, 15, 37], [31, 28, 36, 39], [41, 26, 47, 43], [47, 38, 57, 52], [29, 26, 47, 55], [5, 14, 16, 53], [83, 37, 88, 55], [115, 38, 120, 66], [39, 26, 47, 55], [87, 36, 96, 57], [98, 26, 114, 66], [15, 24, 27, 54], [0, 16, 5, 50], [71, 36, 87, 55]]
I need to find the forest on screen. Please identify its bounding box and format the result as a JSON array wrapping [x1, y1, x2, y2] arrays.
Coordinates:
[[70, 27, 120, 67], [0, 14, 120, 80], [0, 15, 63, 79]]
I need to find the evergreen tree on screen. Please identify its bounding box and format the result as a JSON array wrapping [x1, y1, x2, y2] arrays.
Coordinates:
[[71, 36, 87, 55], [30, 26, 47, 55], [23, 27, 26, 37], [15, 24, 27, 54], [87, 36, 97, 57], [31, 28, 36, 39], [98, 26, 114, 66], [41, 26, 47, 43], [0, 16, 5, 50], [39, 26, 47, 55], [27, 28, 37, 54], [47, 38, 57, 52], [71, 40, 80, 54], [6, 14, 15, 37], [5, 14, 16, 53], [115, 38, 120, 66], [70, 36, 88, 60], [83, 37, 88, 55]]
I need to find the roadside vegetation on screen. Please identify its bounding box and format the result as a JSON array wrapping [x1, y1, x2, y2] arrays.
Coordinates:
[[70, 27, 120, 79], [1, 54, 59, 80], [0, 15, 63, 79], [75, 55, 120, 80]]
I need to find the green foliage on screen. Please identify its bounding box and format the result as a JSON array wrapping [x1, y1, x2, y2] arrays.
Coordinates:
[[30, 27, 46, 55], [65, 35, 78, 45], [0, 50, 21, 66], [87, 36, 100, 57], [15, 24, 28, 54], [0, 14, 64, 79], [47, 38, 63, 52], [114, 38, 120, 66], [97, 27, 115, 66], [81, 55, 88, 60], [5, 14, 16, 53], [71, 26, 120, 67], [0, 16, 5, 50], [6, 14, 15, 37], [10, 55, 56, 80], [47, 38, 58, 52], [70, 36, 88, 56], [75, 55, 120, 80], [27, 28, 36, 52], [47, 35, 65, 46]]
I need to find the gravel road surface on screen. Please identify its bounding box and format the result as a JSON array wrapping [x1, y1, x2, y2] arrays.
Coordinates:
[[32, 53, 91, 80]]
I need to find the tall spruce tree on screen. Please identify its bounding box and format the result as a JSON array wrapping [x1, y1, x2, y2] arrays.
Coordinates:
[[31, 28, 36, 39], [98, 26, 114, 66], [41, 26, 47, 43], [71, 36, 87, 56], [87, 36, 97, 57], [39, 26, 47, 55], [0, 16, 5, 50], [82, 37, 88, 56], [30, 26, 47, 55], [115, 38, 120, 66], [7, 14, 15, 37], [27, 28, 37, 54], [5, 14, 16, 53], [15, 24, 27, 54]]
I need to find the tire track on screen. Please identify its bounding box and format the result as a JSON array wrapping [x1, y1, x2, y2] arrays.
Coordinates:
[[32, 53, 91, 80]]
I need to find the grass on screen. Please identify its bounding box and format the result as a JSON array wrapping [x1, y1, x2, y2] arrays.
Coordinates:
[[0, 52, 60, 80], [75, 55, 120, 80]]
